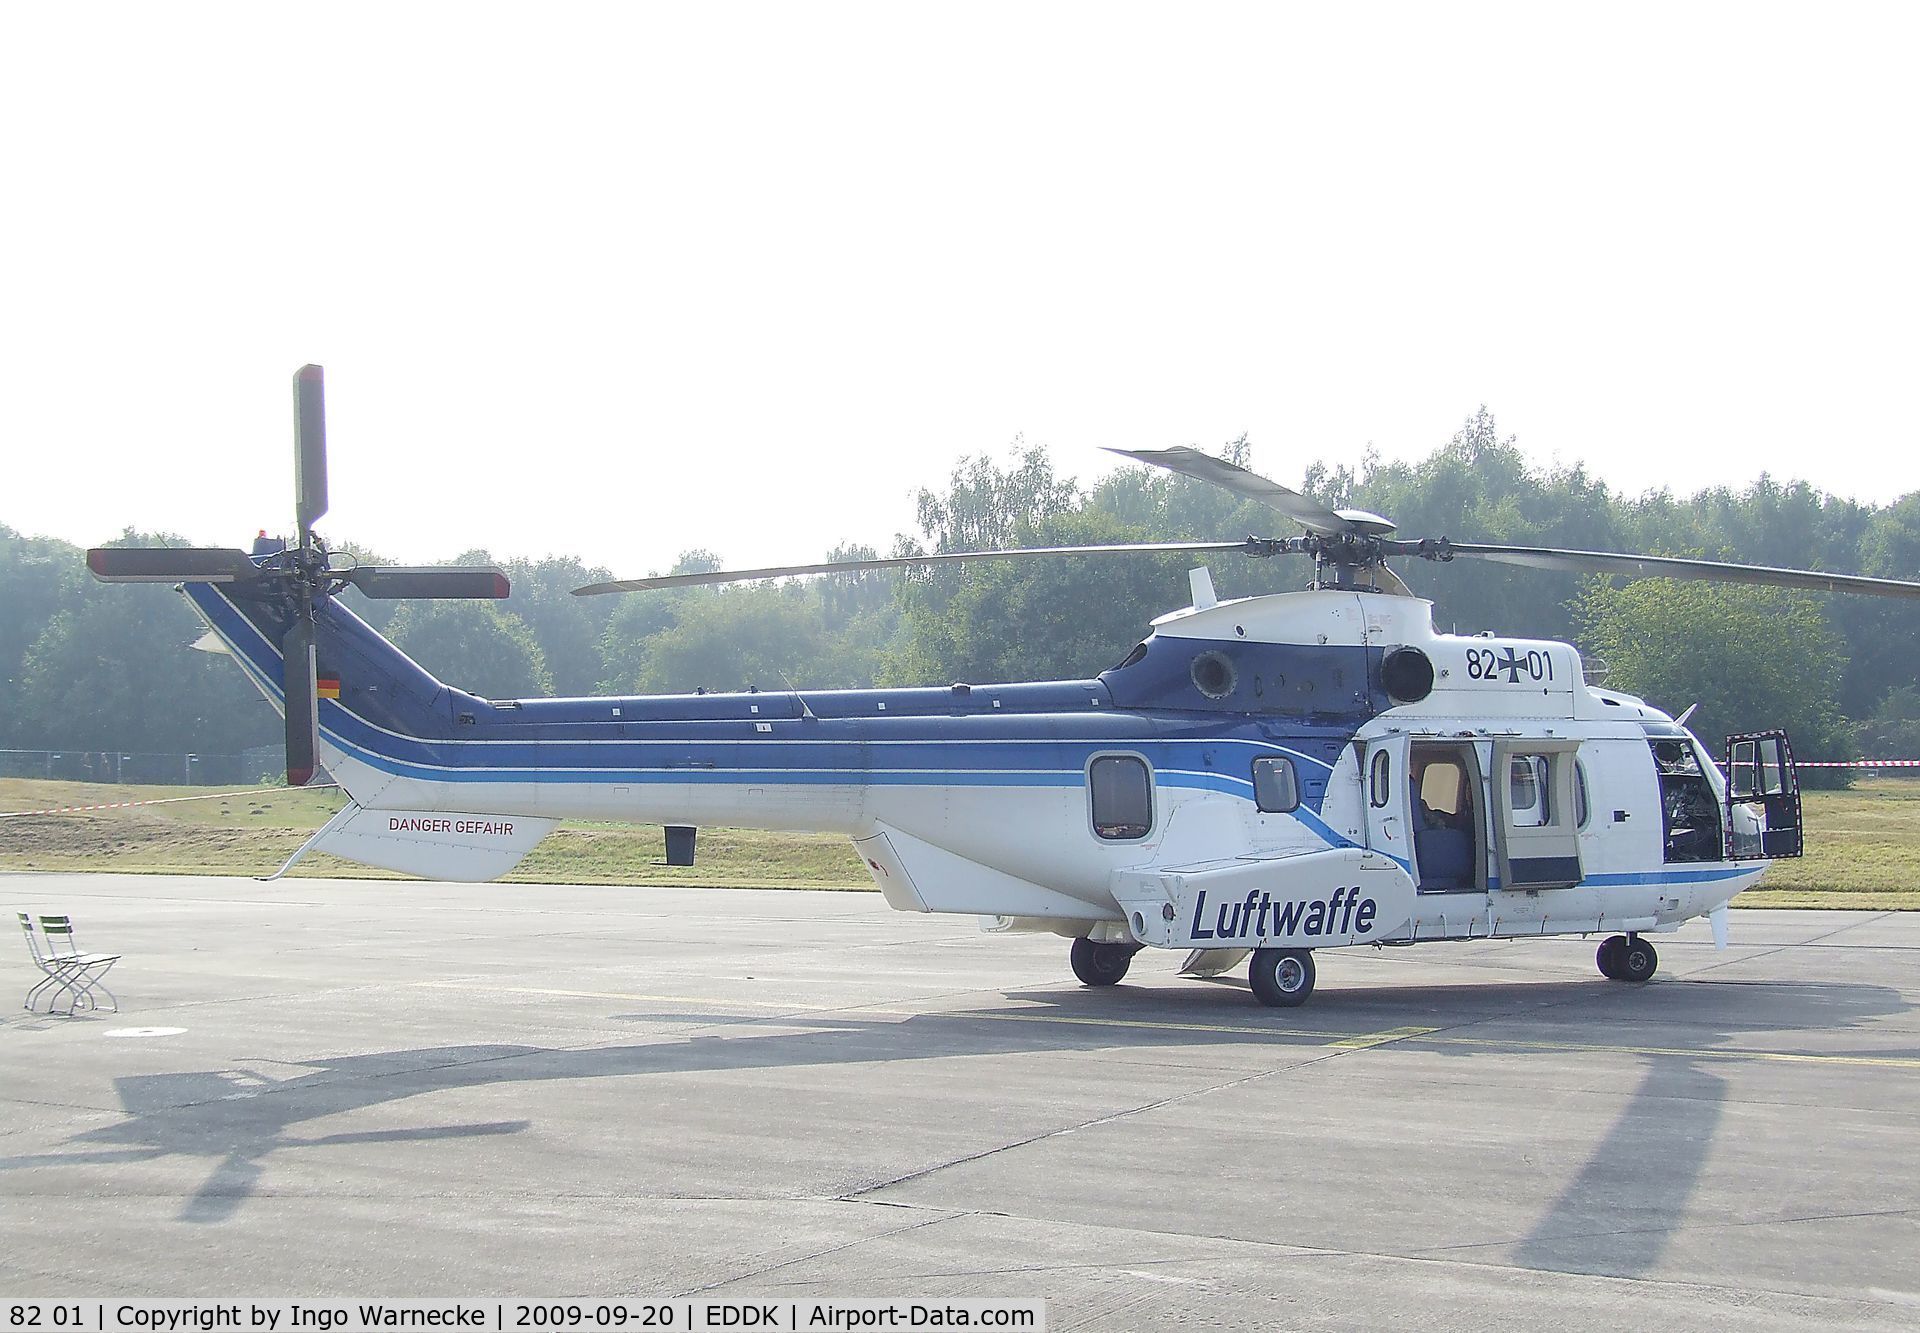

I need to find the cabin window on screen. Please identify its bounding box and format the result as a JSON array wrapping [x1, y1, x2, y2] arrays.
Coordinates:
[[1417, 757, 1468, 822], [1508, 755, 1552, 827], [1089, 755, 1153, 841], [1574, 760, 1590, 829], [1253, 757, 1299, 813], [1369, 749, 1391, 808]]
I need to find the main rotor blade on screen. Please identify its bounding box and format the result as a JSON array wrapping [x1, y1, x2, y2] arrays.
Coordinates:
[[294, 364, 328, 539], [1440, 543, 1920, 599], [1106, 447, 1355, 537], [283, 608, 318, 787], [87, 547, 261, 583], [346, 566, 512, 599], [573, 540, 1255, 595]]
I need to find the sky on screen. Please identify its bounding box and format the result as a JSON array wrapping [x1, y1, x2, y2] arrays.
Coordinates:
[[3, 3, 1916, 580]]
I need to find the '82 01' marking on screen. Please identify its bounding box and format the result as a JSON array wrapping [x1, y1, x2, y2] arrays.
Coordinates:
[[1465, 646, 1555, 685]]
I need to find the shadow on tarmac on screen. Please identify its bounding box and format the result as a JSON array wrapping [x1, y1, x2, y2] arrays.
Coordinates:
[[1, 974, 1907, 1281]]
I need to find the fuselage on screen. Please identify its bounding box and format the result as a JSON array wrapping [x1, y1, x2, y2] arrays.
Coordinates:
[[185, 580, 1770, 944]]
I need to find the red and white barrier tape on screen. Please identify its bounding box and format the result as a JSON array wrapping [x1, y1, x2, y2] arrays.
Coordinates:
[[0, 784, 337, 820], [1795, 760, 1920, 768]]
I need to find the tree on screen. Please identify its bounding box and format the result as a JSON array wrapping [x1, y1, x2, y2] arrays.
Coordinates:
[[1315, 408, 1623, 642], [446, 550, 617, 698], [14, 559, 278, 754], [1831, 494, 1920, 723], [1091, 435, 1306, 602], [886, 507, 1195, 686], [914, 441, 1078, 553], [629, 583, 862, 694], [1576, 580, 1852, 777], [0, 525, 88, 720], [1854, 684, 1920, 762], [385, 601, 553, 699], [597, 549, 723, 692]]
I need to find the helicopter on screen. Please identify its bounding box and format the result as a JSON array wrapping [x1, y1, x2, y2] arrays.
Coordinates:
[[89, 367, 1920, 1007]]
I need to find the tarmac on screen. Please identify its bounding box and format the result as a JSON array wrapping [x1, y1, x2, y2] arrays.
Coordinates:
[[2, 873, 1918, 1329]]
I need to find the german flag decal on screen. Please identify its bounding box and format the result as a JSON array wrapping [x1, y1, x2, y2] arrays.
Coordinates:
[[317, 676, 341, 699]]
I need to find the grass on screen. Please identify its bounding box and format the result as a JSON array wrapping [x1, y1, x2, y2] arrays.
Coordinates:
[[0, 778, 870, 889], [1730, 779, 1920, 909], [3, 776, 1918, 908]]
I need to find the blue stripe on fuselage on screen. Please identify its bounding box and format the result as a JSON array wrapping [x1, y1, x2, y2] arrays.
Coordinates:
[[185, 586, 1361, 828]]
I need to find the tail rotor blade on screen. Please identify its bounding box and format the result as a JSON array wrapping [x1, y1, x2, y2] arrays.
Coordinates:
[[294, 364, 328, 540], [87, 547, 261, 583], [283, 608, 319, 787], [346, 567, 512, 599]]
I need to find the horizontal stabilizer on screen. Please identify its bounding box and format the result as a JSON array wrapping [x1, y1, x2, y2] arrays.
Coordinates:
[[267, 803, 556, 882]]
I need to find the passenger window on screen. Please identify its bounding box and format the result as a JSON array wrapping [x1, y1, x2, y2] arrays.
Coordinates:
[[1574, 760, 1590, 829], [1418, 760, 1465, 819], [1369, 750, 1391, 808], [1509, 755, 1551, 827], [1728, 739, 1758, 799], [1253, 757, 1299, 813], [1090, 755, 1152, 840], [1760, 746, 1786, 796]]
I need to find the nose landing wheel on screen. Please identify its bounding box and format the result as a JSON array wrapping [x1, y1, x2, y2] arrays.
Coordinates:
[[1070, 937, 1139, 986]]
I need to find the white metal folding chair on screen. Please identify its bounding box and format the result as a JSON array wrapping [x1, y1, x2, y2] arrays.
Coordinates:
[[18, 912, 74, 1012], [35, 914, 121, 1015]]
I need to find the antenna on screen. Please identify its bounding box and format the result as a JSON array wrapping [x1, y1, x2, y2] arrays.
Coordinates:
[[778, 669, 818, 720], [1188, 566, 1219, 610]]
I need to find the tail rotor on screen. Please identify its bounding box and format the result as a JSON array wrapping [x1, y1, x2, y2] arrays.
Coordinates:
[[88, 364, 513, 786]]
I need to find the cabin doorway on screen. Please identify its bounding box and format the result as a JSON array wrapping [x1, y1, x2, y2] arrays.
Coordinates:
[[1410, 741, 1484, 893]]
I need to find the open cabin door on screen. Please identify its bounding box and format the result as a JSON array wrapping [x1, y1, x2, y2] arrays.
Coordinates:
[[1727, 730, 1803, 859], [1362, 733, 1413, 871], [1490, 738, 1583, 890]]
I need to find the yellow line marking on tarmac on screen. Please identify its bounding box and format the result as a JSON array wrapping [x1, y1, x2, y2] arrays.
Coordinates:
[[1419, 1034, 1920, 1070], [1326, 1026, 1441, 1050], [418, 981, 1920, 1070]]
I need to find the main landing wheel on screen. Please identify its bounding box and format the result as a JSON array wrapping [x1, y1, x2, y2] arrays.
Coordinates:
[[1070, 937, 1137, 987], [1598, 934, 1657, 983], [1596, 935, 1628, 980], [1248, 948, 1316, 1008], [1617, 935, 1659, 983]]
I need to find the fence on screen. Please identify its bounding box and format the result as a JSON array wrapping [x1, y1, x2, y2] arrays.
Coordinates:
[[0, 747, 286, 787]]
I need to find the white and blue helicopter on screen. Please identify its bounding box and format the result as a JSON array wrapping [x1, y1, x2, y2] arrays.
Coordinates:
[[90, 367, 1920, 1006]]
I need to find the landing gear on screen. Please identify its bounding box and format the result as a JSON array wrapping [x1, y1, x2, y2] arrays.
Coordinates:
[[1618, 936, 1658, 983], [1248, 948, 1316, 1008], [1597, 935, 1625, 979], [1597, 934, 1658, 983], [1070, 937, 1138, 986]]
